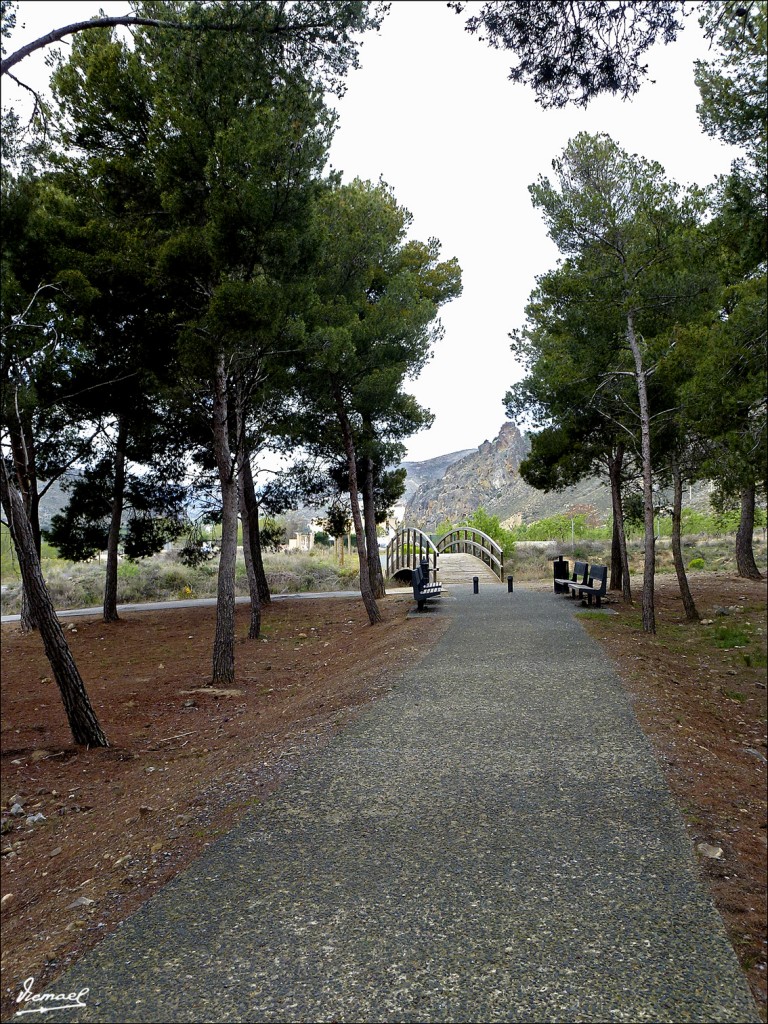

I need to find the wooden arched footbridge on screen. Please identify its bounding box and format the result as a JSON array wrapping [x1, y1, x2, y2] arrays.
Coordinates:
[[385, 527, 505, 586]]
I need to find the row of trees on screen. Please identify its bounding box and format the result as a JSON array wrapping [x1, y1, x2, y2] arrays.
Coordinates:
[[505, 2, 766, 633], [1, 1, 461, 745], [3, 1, 762, 744]]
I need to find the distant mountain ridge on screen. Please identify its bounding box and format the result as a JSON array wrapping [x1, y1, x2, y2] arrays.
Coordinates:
[[400, 448, 475, 504], [402, 422, 714, 531], [36, 476, 75, 530], [402, 422, 610, 530]]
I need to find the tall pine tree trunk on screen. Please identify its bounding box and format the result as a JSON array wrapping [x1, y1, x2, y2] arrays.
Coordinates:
[[670, 452, 699, 621], [334, 389, 381, 625], [103, 415, 127, 623], [735, 482, 763, 580], [20, 484, 42, 633], [211, 351, 238, 684], [10, 420, 40, 632], [627, 310, 655, 633], [241, 456, 271, 606], [610, 519, 623, 592], [1, 459, 108, 747], [607, 445, 631, 601], [362, 455, 386, 599], [236, 389, 261, 639]]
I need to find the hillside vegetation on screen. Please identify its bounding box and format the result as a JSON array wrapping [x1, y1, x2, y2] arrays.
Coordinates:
[[404, 421, 721, 531]]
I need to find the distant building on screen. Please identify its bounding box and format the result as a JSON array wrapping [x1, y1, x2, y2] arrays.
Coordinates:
[[287, 531, 314, 552]]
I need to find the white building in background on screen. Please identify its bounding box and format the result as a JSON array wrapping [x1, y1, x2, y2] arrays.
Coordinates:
[[287, 531, 314, 552]]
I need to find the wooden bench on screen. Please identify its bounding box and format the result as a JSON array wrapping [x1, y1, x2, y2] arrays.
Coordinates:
[[554, 560, 589, 596], [412, 564, 442, 611], [568, 564, 608, 608]]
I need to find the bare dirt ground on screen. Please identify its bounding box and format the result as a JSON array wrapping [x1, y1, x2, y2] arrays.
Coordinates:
[[1, 576, 766, 1021], [579, 573, 767, 1020]]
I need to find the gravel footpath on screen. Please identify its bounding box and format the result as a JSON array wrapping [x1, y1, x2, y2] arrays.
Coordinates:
[[25, 585, 759, 1023]]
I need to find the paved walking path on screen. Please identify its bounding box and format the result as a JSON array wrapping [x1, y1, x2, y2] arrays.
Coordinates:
[[0, 591, 365, 624], [31, 586, 758, 1023]]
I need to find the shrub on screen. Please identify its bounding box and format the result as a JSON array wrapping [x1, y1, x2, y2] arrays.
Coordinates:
[[117, 561, 140, 579], [688, 557, 706, 570], [160, 567, 192, 591], [462, 507, 515, 558]]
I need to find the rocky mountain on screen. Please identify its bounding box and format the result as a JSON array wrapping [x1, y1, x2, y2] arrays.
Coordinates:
[[399, 448, 475, 504], [36, 476, 75, 530], [403, 421, 613, 530]]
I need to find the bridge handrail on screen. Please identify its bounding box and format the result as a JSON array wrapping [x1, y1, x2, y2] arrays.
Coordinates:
[[386, 528, 439, 582], [437, 527, 505, 581]]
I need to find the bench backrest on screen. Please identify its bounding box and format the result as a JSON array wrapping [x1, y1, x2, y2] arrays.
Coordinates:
[[573, 560, 589, 583], [412, 565, 425, 592], [588, 564, 608, 594]]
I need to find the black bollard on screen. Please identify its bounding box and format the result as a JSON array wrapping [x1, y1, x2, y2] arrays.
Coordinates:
[[507, 576, 514, 593], [473, 576, 479, 594]]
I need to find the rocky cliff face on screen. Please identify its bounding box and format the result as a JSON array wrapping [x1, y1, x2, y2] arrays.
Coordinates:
[[403, 421, 612, 530], [400, 448, 475, 504], [35, 475, 77, 530]]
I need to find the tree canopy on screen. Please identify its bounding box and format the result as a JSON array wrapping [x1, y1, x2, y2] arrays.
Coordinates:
[[449, 0, 688, 107]]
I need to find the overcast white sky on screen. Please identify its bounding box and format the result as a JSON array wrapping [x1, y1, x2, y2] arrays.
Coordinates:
[[6, 2, 742, 463]]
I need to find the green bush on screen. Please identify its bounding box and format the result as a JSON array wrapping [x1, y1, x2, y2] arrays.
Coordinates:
[[160, 567, 192, 591], [117, 560, 140, 579], [688, 557, 706, 570], [462, 508, 516, 558]]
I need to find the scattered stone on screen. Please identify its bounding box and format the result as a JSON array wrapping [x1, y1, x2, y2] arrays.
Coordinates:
[[49, 847, 63, 858], [9, 804, 24, 818], [745, 748, 768, 763], [699, 619, 714, 626], [29, 750, 51, 762], [26, 813, 46, 826], [67, 896, 95, 909], [1, 893, 14, 908], [714, 607, 730, 617], [139, 805, 153, 816], [696, 842, 723, 859]]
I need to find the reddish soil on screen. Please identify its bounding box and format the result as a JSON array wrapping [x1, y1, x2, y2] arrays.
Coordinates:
[[1, 576, 766, 1021], [579, 573, 767, 1019]]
